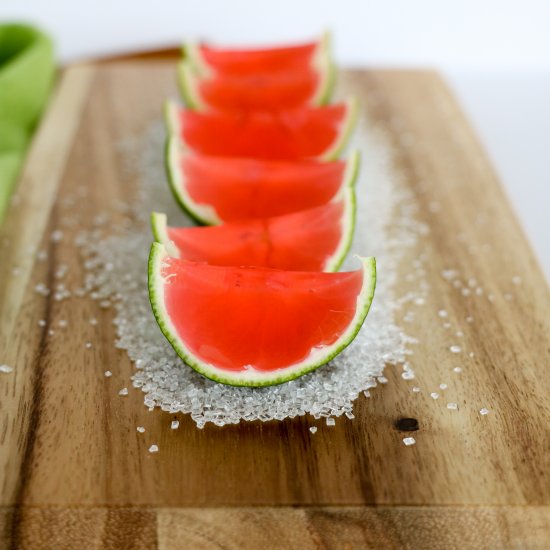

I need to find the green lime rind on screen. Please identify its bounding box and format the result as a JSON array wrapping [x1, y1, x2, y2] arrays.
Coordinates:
[[322, 97, 360, 161], [177, 60, 206, 110], [150, 211, 167, 243], [163, 99, 181, 137], [148, 242, 376, 387], [326, 186, 356, 273], [151, 212, 182, 258], [342, 148, 360, 189], [317, 58, 337, 105], [163, 134, 216, 226], [323, 149, 360, 271], [313, 30, 337, 106], [181, 41, 211, 76]]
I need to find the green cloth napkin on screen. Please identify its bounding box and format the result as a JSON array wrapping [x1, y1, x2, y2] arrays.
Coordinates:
[[0, 23, 55, 221]]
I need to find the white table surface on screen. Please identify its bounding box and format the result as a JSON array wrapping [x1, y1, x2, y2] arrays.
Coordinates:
[[447, 71, 550, 279]]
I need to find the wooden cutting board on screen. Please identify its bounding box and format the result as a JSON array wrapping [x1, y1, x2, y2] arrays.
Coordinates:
[[0, 62, 549, 549]]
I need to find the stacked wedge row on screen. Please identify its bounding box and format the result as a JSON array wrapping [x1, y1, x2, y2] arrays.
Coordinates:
[[148, 34, 377, 387]]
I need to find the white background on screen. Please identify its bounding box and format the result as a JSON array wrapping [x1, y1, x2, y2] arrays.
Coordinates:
[[3, 0, 549, 277]]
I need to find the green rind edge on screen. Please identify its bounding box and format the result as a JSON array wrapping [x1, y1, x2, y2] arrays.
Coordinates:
[[315, 31, 337, 106], [163, 134, 213, 226], [150, 211, 166, 243], [176, 61, 200, 110], [181, 41, 209, 76], [324, 149, 360, 271], [151, 212, 161, 242], [322, 97, 360, 161], [148, 242, 377, 387], [328, 186, 357, 273], [318, 59, 337, 105]]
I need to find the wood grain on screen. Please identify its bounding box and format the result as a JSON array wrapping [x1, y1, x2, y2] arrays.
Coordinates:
[[1, 507, 549, 549], [0, 62, 549, 547]]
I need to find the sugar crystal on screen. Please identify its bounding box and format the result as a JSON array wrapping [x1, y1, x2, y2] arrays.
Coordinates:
[[0, 364, 13, 374], [309, 426, 317, 434], [50, 230, 64, 242], [171, 420, 180, 430], [148, 444, 159, 453], [402, 437, 416, 446], [34, 283, 50, 296]]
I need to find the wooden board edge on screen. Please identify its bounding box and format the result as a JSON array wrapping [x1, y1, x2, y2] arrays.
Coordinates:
[[0, 64, 96, 349], [1, 506, 549, 549]]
